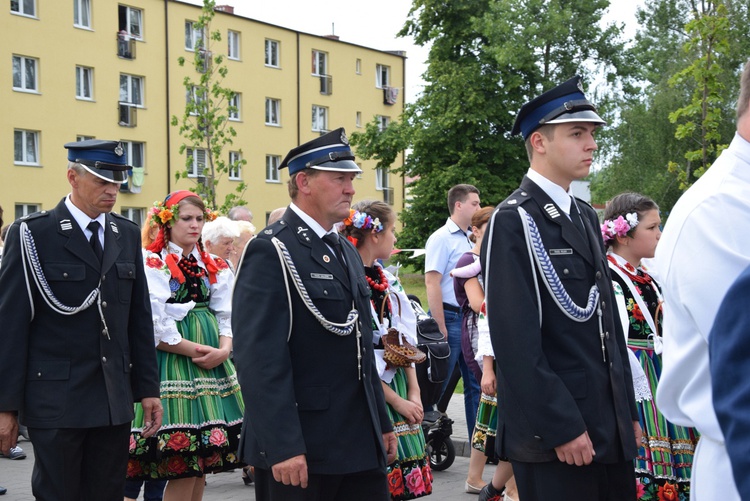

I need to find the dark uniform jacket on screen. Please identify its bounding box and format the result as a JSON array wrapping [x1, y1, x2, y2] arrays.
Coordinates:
[[232, 208, 392, 475], [0, 199, 159, 428], [481, 176, 638, 464]]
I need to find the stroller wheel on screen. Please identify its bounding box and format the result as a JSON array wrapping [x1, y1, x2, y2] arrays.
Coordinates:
[[426, 436, 455, 471]]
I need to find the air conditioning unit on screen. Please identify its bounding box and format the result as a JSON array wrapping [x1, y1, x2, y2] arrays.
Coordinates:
[[118, 103, 137, 127], [383, 187, 395, 205], [320, 75, 333, 95], [117, 36, 136, 59], [383, 86, 399, 105]]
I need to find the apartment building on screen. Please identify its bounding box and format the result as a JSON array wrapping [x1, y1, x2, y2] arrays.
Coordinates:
[[2, 0, 406, 226]]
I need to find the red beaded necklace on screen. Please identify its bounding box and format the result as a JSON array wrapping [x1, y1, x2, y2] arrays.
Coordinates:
[[607, 255, 652, 285], [366, 266, 389, 292], [178, 256, 206, 278]]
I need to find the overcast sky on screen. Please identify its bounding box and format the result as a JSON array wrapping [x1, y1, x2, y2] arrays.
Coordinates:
[[199, 0, 644, 103]]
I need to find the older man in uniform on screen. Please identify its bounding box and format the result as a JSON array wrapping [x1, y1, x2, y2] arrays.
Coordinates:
[[0, 140, 162, 501], [480, 77, 640, 501], [232, 128, 397, 501]]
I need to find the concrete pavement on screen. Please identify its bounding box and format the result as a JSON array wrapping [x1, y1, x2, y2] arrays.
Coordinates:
[[0, 394, 483, 500]]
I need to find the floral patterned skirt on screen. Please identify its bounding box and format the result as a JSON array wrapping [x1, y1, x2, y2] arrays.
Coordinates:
[[471, 392, 498, 460], [385, 368, 432, 500], [127, 305, 245, 481], [630, 341, 699, 500]]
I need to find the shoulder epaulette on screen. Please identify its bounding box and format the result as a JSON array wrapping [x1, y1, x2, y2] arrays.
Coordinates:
[[110, 212, 138, 226], [18, 210, 51, 222], [498, 188, 532, 210], [259, 219, 289, 239], [574, 197, 594, 210]]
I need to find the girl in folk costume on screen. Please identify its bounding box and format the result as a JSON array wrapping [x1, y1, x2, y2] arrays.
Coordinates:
[[127, 191, 244, 501], [601, 193, 698, 500], [341, 200, 432, 500]]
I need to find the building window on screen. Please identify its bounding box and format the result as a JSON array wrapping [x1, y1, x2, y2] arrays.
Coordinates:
[[15, 203, 40, 219], [14, 129, 39, 165], [77, 135, 95, 141], [11, 0, 35, 17], [265, 98, 280, 126], [12, 55, 38, 92], [376, 64, 390, 88], [74, 0, 91, 28], [376, 167, 389, 190], [228, 30, 240, 60], [356, 163, 363, 179], [356, 58, 361, 74], [186, 86, 206, 115], [265, 39, 279, 67], [312, 50, 327, 76], [228, 93, 240, 121], [266, 155, 280, 183], [356, 112, 362, 128], [185, 20, 205, 51], [378, 115, 390, 131], [121, 141, 144, 169], [118, 5, 142, 39], [76, 66, 93, 100], [186, 148, 207, 178], [121, 207, 145, 225], [229, 151, 242, 180], [120, 74, 143, 106], [311, 105, 328, 132]]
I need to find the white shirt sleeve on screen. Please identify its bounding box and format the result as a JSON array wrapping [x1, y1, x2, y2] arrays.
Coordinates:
[[144, 251, 186, 346], [206, 255, 235, 338]]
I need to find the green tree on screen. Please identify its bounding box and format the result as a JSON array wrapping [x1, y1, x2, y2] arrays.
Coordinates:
[[352, 0, 626, 262], [171, 0, 247, 213]]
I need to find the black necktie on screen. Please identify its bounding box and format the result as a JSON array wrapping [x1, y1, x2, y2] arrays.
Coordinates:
[[87, 221, 103, 263], [322, 233, 349, 277], [569, 197, 586, 236]]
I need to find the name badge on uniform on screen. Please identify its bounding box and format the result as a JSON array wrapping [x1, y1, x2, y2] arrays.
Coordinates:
[[311, 273, 334, 280], [549, 248, 573, 256]]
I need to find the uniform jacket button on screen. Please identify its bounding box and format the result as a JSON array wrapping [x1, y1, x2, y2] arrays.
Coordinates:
[[102, 357, 107, 363], [595, 271, 602, 279], [534, 435, 542, 441], [601, 301, 606, 310], [102, 301, 108, 308], [63, 272, 69, 278], [563, 269, 570, 275]]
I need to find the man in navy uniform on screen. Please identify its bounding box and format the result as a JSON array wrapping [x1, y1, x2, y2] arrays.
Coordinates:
[[0, 140, 162, 501], [480, 77, 640, 500], [232, 128, 397, 500]]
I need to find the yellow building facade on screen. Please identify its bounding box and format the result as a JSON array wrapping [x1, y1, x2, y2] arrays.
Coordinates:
[[2, 0, 406, 226]]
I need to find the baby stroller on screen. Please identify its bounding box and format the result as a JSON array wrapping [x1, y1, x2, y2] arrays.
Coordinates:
[[407, 294, 456, 471]]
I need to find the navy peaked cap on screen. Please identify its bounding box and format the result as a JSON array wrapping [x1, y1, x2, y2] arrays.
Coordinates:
[[512, 76, 606, 140], [65, 139, 130, 183], [280, 128, 362, 175]]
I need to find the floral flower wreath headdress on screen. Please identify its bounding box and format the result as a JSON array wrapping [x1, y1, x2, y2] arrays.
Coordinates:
[[146, 190, 220, 284], [601, 212, 639, 244], [341, 208, 384, 246]]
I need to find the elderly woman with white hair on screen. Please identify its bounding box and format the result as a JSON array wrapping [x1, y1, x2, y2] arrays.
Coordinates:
[[231, 220, 255, 270], [202, 216, 240, 270]]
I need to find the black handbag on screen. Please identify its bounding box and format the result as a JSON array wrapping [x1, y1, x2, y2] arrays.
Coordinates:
[[410, 298, 451, 384]]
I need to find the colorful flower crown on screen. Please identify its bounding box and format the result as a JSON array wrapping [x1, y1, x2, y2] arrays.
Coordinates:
[[343, 209, 383, 233], [601, 212, 639, 244], [149, 198, 218, 228]]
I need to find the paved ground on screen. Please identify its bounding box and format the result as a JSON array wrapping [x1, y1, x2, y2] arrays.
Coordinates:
[[0, 394, 485, 500]]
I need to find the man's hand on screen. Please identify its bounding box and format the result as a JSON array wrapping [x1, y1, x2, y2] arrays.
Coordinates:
[[554, 431, 595, 466], [140, 398, 163, 438], [633, 421, 643, 449], [0, 412, 19, 456], [383, 432, 398, 464], [272, 454, 308, 488]]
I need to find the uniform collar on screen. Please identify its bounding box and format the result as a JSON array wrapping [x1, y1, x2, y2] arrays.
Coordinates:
[[526, 168, 574, 215], [64, 194, 106, 233]]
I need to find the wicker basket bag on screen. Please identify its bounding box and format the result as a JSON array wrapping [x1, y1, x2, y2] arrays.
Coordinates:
[[380, 292, 426, 368]]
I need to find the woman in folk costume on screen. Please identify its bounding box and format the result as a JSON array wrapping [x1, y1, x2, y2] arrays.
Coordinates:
[[601, 192, 698, 500], [127, 190, 244, 501], [340, 200, 432, 500]]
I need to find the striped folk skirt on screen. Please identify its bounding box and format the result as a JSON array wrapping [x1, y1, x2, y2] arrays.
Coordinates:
[[385, 368, 433, 500], [629, 338, 699, 500], [471, 392, 498, 460], [127, 304, 245, 481]]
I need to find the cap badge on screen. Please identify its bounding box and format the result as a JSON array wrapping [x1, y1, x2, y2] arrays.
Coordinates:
[[340, 130, 349, 145], [577, 79, 584, 93], [114, 143, 124, 156]]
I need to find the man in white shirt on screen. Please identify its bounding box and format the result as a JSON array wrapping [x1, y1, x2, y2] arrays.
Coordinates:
[[655, 59, 750, 500], [424, 184, 481, 439]]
